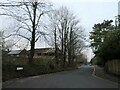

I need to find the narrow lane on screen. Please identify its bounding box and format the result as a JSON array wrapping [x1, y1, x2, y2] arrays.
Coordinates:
[[3, 65, 119, 88]]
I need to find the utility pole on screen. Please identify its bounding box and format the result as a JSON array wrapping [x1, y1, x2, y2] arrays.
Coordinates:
[[118, 15, 120, 27], [115, 16, 118, 29], [118, 1, 120, 27], [0, 31, 4, 50]]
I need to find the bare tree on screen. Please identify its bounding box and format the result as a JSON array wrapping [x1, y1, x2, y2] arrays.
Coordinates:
[[49, 7, 85, 67], [0, 0, 52, 64]]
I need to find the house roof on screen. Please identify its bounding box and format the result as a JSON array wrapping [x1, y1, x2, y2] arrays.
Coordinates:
[[33, 48, 54, 53], [35, 48, 62, 54], [8, 50, 22, 55], [2, 50, 9, 55], [43, 48, 55, 53]]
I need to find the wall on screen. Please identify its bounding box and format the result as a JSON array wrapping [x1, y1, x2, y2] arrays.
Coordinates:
[[105, 59, 120, 76]]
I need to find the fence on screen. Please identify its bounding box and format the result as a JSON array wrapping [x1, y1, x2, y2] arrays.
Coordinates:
[[105, 59, 120, 76]]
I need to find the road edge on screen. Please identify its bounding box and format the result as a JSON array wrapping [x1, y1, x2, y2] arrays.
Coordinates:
[[92, 65, 119, 85]]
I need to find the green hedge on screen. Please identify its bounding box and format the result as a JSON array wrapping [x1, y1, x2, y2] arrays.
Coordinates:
[[2, 56, 78, 82], [2, 56, 58, 81]]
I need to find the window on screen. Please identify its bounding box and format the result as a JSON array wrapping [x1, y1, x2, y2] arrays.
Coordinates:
[[50, 53, 54, 56], [44, 53, 47, 56], [16, 55, 19, 57], [37, 53, 41, 56]]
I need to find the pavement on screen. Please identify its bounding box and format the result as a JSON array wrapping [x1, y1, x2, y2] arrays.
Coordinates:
[[94, 65, 120, 84], [2, 65, 119, 88]]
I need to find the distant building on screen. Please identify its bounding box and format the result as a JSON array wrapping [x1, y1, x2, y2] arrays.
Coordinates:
[[76, 54, 87, 64], [32, 48, 61, 59], [2, 50, 9, 56], [7, 48, 61, 60], [8, 49, 27, 58]]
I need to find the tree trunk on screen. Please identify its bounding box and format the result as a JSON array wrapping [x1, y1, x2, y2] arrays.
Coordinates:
[[28, 2, 37, 64], [61, 23, 64, 67], [54, 26, 58, 64], [68, 28, 73, 65]]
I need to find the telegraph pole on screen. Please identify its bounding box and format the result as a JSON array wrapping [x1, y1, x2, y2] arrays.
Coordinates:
[[118, 1, 120, 27], [115, 16, 118, 29]]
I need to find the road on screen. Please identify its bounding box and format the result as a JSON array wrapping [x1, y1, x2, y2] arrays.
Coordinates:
[[3, 65, 119, 88]]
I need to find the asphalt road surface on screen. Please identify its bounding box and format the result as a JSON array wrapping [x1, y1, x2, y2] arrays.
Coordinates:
[[3, 65, 119, 88]]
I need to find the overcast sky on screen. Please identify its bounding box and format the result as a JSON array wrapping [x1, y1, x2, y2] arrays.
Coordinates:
[[51, 0, 119, 33], [49, 0, 119, 61], [0, 0, 120, 61]]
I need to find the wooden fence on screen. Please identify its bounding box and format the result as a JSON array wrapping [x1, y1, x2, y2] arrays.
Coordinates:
[[105, 59, 120, 76]]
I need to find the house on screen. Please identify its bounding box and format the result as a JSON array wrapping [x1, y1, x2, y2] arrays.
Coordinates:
[[31, 48, 61, 59], [76, 54, 87, 64], [8, 49, 27, 58], [2, 50, 10, 56], [7, 48, 61, 59], [33, 48, 54, 58]]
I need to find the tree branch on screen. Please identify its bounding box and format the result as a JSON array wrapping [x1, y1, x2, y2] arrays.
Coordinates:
[[35, 31, 49, 42], [23, 2, 33, 23], [5, 33, 31, 41]]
